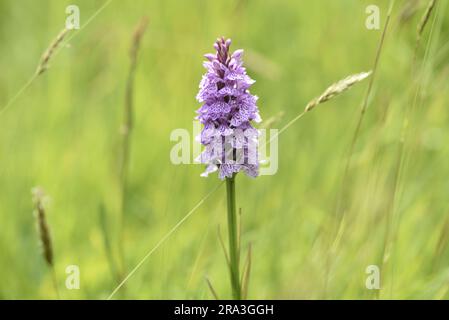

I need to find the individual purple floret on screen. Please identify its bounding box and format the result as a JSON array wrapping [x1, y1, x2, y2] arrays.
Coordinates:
[[196, 37, 261, 180]]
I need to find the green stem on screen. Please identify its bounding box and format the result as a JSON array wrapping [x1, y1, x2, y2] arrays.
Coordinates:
[[50, 265, 61, 300], [226, 175, 241, 300]]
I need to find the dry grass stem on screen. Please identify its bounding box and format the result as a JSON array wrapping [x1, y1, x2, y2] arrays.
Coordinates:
[[399, 0, 420, 24], [413, 0, 438, 69], [417, 0, 437, 45], [205, 277, 220, 300]]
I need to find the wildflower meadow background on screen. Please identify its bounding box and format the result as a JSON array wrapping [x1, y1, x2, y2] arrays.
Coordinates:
[[0, 0, 449, 299]]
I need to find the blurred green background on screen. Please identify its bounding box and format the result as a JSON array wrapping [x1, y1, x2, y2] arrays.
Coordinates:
[[0, 0, 448, 299]]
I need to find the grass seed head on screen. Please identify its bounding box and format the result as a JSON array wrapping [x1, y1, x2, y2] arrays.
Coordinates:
[[36, 28, 69, 76], [305, 71, 372, 112], [32, 187, 54, 267]]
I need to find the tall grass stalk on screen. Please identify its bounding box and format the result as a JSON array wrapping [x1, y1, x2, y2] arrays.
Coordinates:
[[335, 0, 395, 227], [380, 0, 442, 298], [321, 0, 395, 298], [225, 175, 241, 299], [0, 28, 69, 116], [263, 71, 372, 298], [0, 0, 113, 117], [205, 276, 220, 300], [32, 187, 60, 299], [414, 0, 437, 66], [117, 16, 148, 277]]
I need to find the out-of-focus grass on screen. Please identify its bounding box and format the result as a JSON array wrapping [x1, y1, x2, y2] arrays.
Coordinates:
[[0, 0, 448, 299]]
